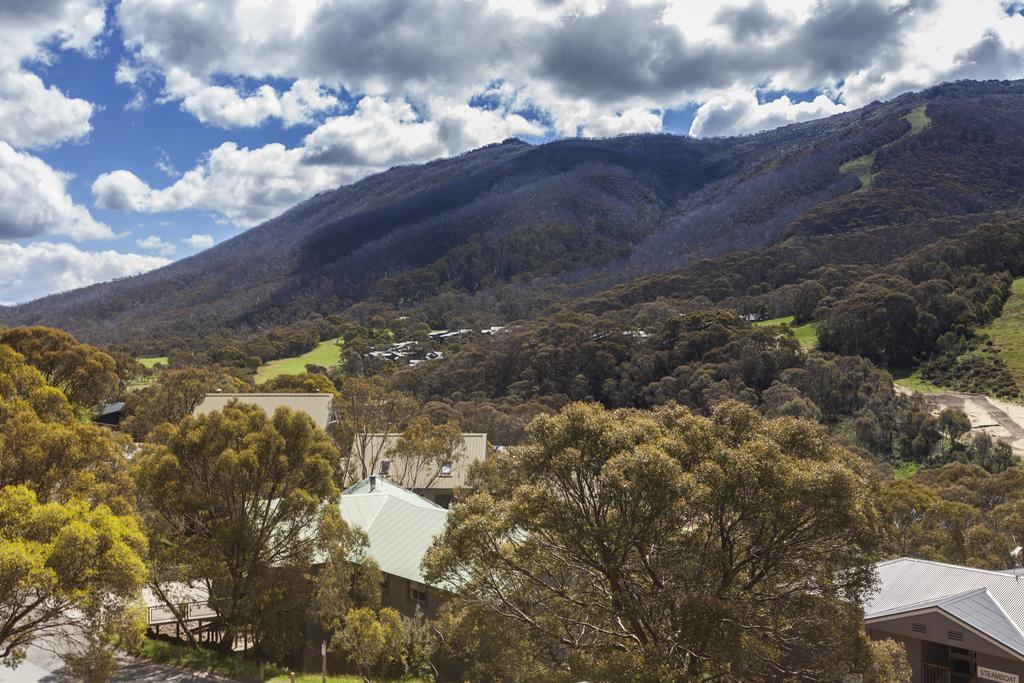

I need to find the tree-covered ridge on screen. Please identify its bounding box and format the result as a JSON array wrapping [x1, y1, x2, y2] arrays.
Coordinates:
[[10, 80, 1024, 362]]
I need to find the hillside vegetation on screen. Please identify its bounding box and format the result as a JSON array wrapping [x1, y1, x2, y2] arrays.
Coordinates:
[[6, 82, 999, 359]]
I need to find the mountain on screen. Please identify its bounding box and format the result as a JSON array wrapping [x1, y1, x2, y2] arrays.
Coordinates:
[[6, 79, 1024, 353]]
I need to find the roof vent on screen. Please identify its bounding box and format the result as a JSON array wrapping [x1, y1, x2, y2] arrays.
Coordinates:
[[911, 623, 927, 634], [369, 475, 376, 492], [947, 630, 964, 642]]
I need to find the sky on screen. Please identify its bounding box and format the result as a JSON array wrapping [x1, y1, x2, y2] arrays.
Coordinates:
[[3, 0, 1024, 305]]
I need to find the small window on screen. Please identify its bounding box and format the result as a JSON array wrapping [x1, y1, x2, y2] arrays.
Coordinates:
[[379, 460, 391, 476], [408, 581, 428, 605], [439, 461, 452, 477]]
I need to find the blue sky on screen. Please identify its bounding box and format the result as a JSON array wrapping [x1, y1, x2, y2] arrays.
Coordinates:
[[3, 0, 1024, 304]]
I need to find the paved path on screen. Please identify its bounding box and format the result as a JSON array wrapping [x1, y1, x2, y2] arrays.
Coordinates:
[[0, 652, 238, 682]]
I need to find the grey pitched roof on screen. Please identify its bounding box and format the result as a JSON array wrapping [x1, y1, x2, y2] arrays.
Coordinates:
[[867, 558, 1024, 658], [99, 401, 125, 416], [193, 393, 334, 430], [339, 477, 448, 585]]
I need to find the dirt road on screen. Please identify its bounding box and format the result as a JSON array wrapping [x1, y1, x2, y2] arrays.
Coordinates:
[[896, 386, 1024, 455]]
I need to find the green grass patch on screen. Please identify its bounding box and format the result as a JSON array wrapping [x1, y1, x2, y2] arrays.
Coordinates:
[[978, 277, 1024, 390], [754, 316, 818, 350], [904, 105, 931, 135], [267, 675, 417, 683], [255, 338, 344, 384], [839, 151, 877, 191], [891, 368, 945, 395], [129, 356, 169, 391], [892, 461, 921, 479], [838, 105, 930, 191]]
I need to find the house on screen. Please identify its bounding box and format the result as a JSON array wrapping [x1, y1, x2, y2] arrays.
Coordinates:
[[94, 401, 125, 428], [340, 477, 449, 618], [356, 432, 487, 507], [192, 393, 336, 431], [865, 557, 1024, 683]]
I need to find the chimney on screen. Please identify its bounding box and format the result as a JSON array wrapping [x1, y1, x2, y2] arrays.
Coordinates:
[[369, 475, 376, 492]]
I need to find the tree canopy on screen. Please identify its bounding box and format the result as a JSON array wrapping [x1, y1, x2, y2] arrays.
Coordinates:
[[0, 343, 146, 678], [0, 326, 118, 409], [425, 400, 883, 681], [133, 401, 341, 654]]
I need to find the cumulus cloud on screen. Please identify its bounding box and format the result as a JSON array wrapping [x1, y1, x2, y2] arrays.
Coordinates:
[[183, 233, 214, 249], [0, 71, 94, 148], [582, 108, 664, 138], [95, 95, 545, 226], [136, 234, 176, 256], [167, 70, 340, 128], [0, 141, 112, 241], [0, 0, 106, 69], [0, 241, 169, 305], [690, 90, 846, 138], [0, 0, 110, 251]]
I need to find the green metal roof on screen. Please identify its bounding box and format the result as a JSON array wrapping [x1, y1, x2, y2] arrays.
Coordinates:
[[340, 477, 448, 584]]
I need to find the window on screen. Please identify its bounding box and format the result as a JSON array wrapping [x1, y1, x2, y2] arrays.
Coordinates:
[[408, 581, 428, 605], [439, 461, 452, 477], [379, 459, 391, 477]]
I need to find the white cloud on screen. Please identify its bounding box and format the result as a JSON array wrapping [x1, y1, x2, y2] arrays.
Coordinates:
[[0, 141, 112, 241], [690, 90, 846, 138], [136, 234, 176, 256], [0, 241, 169, 305], [0, 0, 110, 250], [183, 233, 214, 249], [0, 71, 94, 149], [173, 75, 340, 128], [583, 108, 664, 138], [0, 0, 107, 70], [95, 95, 545, 226]]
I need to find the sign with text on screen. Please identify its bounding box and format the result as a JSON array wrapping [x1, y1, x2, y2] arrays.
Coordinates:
[[979, 666, 1019, 683]]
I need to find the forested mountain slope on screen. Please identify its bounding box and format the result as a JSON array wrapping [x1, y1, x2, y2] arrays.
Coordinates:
[[6, 80, 1024, 354]]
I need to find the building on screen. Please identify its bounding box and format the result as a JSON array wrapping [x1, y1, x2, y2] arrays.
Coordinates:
[[94, 401, 125, 428], [340, 477, 449, 618], [193, 392, 336, 431], [865, 557, 1024, 683], [356, 432, 487, 507]]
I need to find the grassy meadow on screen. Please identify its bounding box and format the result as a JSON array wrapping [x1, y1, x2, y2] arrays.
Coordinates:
[[254, 338, 343, 384], [754, 315, 819, 350], [977, 276, 1024, 389]]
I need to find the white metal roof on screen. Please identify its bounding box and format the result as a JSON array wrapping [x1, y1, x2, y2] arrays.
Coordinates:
[[194, 393, 334, 430], [340, 477, 448, 585], [868, 558, 1024, 657]]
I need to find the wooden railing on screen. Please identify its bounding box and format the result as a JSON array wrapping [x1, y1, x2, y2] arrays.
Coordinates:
[[923, 662, 951, 683], [147, 600, 218, 626]]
